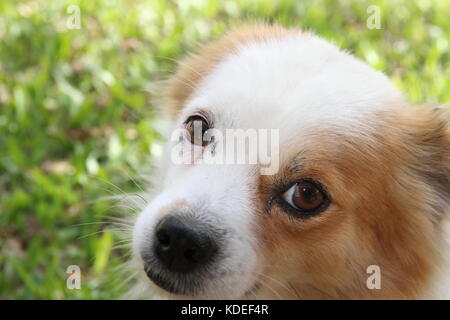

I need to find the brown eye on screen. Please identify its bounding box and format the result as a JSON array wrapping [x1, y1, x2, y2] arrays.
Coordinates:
[[185, 115, 210, 146], [281, 179, 330, 216]]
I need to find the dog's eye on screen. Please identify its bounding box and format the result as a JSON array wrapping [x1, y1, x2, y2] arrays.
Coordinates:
[[281, 179, 330, 216], [185, 115, 210, 146]]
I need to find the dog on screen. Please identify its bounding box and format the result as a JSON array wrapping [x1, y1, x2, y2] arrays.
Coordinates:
[[130, 24, 450, 299]]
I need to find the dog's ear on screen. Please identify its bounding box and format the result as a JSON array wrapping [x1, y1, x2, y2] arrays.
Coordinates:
[[387, 105, 450, 222]]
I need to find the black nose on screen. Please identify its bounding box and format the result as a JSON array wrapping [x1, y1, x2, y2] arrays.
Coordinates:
[[153, 215, 218, 273]]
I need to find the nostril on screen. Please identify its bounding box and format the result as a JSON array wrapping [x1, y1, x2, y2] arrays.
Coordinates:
[[156, 229, 171, 248]]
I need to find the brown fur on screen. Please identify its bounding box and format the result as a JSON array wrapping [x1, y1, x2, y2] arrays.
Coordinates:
[[255, 106, 450, 299]]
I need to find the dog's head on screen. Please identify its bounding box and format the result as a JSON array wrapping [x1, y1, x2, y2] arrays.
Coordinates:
[[132, 25, 450, 299]]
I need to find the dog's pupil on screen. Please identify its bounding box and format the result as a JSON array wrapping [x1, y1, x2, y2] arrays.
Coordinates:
[[294, 182, 323, 209], [301, 186, 316, 202]]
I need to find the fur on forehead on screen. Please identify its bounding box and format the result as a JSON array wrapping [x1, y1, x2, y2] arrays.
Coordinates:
[[162, 24, 404, 135], [161, 24, 300, 119]]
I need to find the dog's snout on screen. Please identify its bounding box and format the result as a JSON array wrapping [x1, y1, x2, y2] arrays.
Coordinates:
[[153, 215, 218, 273]]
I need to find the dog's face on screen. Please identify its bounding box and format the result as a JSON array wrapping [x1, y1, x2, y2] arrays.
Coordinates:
[[132, 26, 450, 299]]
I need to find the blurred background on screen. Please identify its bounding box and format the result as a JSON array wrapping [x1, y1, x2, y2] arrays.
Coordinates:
[[0, 0, 448, 299]]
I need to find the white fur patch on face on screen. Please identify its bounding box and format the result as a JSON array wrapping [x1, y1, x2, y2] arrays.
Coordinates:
[[133, 164, 261, 298]]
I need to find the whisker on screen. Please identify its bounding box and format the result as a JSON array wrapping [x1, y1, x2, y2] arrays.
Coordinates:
[[77, 230, 108, 239], [92, 176, 148, 205], [255, 277, 283, 299], [125, 171, 147, 195], [257, 272, 297, 298]]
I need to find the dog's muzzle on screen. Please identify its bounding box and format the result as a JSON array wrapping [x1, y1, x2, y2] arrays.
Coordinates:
[[141, 213, 221, 295]]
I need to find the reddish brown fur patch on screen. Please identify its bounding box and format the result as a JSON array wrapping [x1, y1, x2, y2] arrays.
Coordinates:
[[255, 105, 449, 299], [162, 24, 301, 119]]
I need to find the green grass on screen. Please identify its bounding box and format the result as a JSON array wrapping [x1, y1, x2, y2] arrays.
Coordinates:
[[0, 0, 448, 299]]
